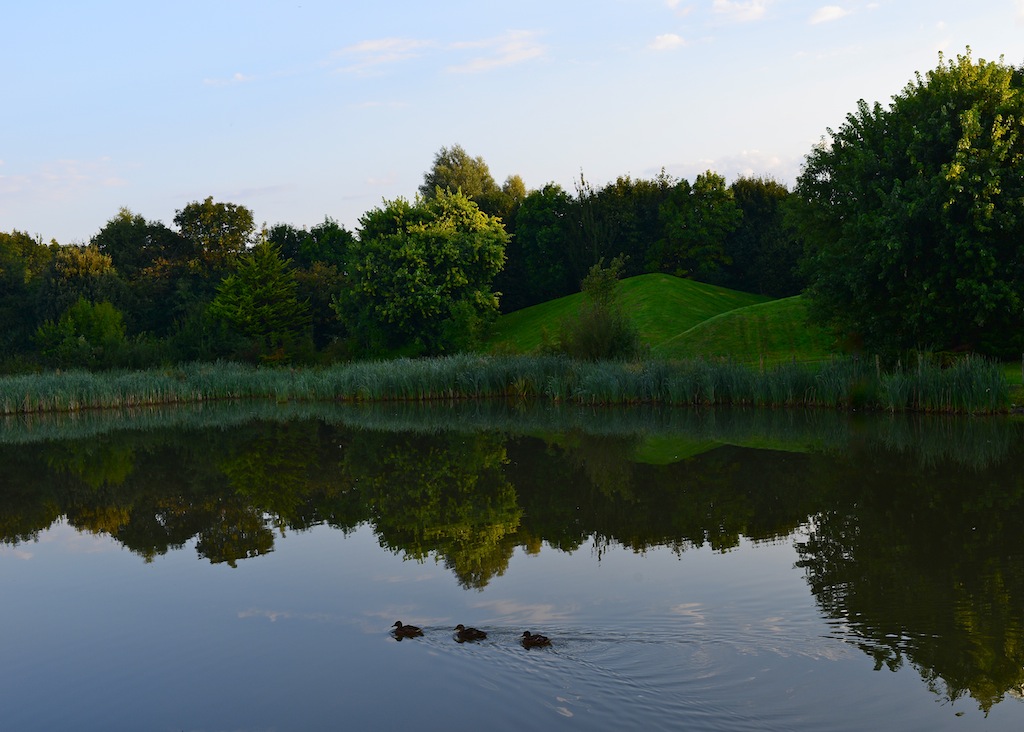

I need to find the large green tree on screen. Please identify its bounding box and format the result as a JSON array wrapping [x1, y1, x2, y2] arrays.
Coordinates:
[[91, 208, 186, 337], [339, 190, 508, 355], [173, 196, 255, 271], [419, 144, 523, 221], [647, 171, 741, 279], [208, 239, 312, 362], [0, 231, 51, 355], [35, 244, 123, 324], [498, 183, 576, 311], [715, 177, 804, 297], [794, 51, 1024, 356]]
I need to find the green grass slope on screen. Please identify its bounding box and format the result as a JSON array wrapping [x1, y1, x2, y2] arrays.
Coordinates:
[[486, 273, 771, 354], [653, 295, 834, 364]]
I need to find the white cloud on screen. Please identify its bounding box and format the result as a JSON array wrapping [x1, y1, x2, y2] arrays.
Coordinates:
[[334, 38, 435, 73], [447, 30, 544, 73], [712, 0, 769, 22], [809, 6, 850, 25], [649, 33, 687, 51], [662, 150, 802, 187], [1, 158, 127, 200], [335, 32, 543, 75], [1017, 0, 1024, 24], [665, 0, 694, 16], [203, 72, 254, 87]]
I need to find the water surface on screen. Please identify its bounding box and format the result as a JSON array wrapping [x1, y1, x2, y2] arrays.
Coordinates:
[[2, 403, 1023, 731]]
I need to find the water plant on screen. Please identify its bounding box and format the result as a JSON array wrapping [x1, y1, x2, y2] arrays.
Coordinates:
[[0, 353, 1010, 417]]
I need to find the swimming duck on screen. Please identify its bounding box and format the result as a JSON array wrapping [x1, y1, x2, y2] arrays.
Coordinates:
[[454, 624, 487, 642], [521, 630, 551, 648], [391, 621, 423, 639]]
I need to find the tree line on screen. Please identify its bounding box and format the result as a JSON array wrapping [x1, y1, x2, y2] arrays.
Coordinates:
[[0, 145, 802, 370], [3, 49, 1023, 370]]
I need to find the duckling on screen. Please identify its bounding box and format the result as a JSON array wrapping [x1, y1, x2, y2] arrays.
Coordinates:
[[391, 621, 423, 639], [454, 624, 487, 642], [521, 630, 551, 648]]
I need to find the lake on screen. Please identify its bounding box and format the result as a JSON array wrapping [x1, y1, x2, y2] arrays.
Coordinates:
[[2, 402, 1023, 731]]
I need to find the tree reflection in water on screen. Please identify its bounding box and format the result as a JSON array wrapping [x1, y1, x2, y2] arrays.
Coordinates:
[[1, 405, 1023, 710]]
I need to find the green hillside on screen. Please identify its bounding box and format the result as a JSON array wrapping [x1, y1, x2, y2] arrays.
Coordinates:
[[485, 273, 833, 363], [487, 273, 771, 354], [652, 296, 835, 364]]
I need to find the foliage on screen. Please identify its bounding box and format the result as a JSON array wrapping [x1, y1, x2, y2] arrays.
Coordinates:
[[208, 239, 312, 363], [339, 190, 508, 355], [173, 196, 255, 271], [35, 244, 124, 324], [714, 177, 804, 296], [0, 230, 51, 354], [418, 143, 520, 219], [91, 208, 187, 337], [497, 183, 576, 312], [34, 297, 127, 368], [0, 353, 1009, 417], [265, 217, 354, 269], [546, 256, 643, 361], [593, 171, 675, 278], [647, 170, 742, 279], [794, 50, 1024, 357]]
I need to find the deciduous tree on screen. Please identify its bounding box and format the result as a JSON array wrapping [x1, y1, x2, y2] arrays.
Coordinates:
[[647, 171, 741, 279], [794, 50, 1024, 356], [339, 190, 507, 355]]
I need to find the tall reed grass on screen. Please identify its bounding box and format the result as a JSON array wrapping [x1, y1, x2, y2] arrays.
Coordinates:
[[0, 354, 1010, 416]]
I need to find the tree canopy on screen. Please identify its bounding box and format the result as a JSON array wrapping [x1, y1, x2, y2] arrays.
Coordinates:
[[794, 50, 1024, 356], [339, 190, 508, 355], [208, 238, 312, 363]]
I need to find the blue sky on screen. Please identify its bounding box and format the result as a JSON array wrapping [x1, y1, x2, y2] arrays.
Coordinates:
[[3, 0, 1023, 243]]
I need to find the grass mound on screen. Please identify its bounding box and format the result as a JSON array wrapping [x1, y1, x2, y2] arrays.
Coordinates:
[[486, 273, 771, 354], [653, 296, 834, 364]]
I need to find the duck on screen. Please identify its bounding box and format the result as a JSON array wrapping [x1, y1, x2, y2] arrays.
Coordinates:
[[454, 624, 487, 642], [391, 621, 423, 639], [521, 630, 551, 648]]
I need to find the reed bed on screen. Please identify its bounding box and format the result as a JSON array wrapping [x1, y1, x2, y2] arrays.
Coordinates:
[[0, 354, 1010, 417]]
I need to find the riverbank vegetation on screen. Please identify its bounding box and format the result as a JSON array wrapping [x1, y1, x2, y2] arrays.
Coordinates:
[[2, 51, 1022, 409], [0, 353, 1009, 416]]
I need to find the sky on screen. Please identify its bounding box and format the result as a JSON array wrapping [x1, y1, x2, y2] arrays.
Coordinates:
[[3, 0, 1024, 244]]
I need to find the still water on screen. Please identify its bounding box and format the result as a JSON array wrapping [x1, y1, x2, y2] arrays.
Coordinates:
[[2, 402, 1023, 731]]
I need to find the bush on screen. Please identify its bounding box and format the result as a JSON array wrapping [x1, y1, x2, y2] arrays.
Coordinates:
[[547, 256, 644, 361]]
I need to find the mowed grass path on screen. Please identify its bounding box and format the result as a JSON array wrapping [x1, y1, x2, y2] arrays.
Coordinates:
[[487, 273, 832, 363]]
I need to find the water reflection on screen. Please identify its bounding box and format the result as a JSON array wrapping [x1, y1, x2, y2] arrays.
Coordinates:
[[2, 403, 1023, 713]]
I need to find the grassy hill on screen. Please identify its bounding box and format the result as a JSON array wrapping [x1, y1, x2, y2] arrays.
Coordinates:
[[486, 273, 834, 363], [653, 295, 835, 364], [487, 273, 772, 354]]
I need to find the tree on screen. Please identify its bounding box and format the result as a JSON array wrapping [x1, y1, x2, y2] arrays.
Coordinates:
[[34, 297, 127, 368], [339, 190, 508, 355], [208, 239, 312, 362], [647, 171, 741, 279], [794, 50, 1024, 356], [420, 144, 499, 201], [0, 230, 51, 355], [594, 172, 675, 278], [547, 255, 643, 361], [266, 217, 354, 270], [35, 244, 123, 324], [173, 196, 255, 271], [498, 183, 576, 311], [91, 208, 187, 337], [715, 177, 804, 297]]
